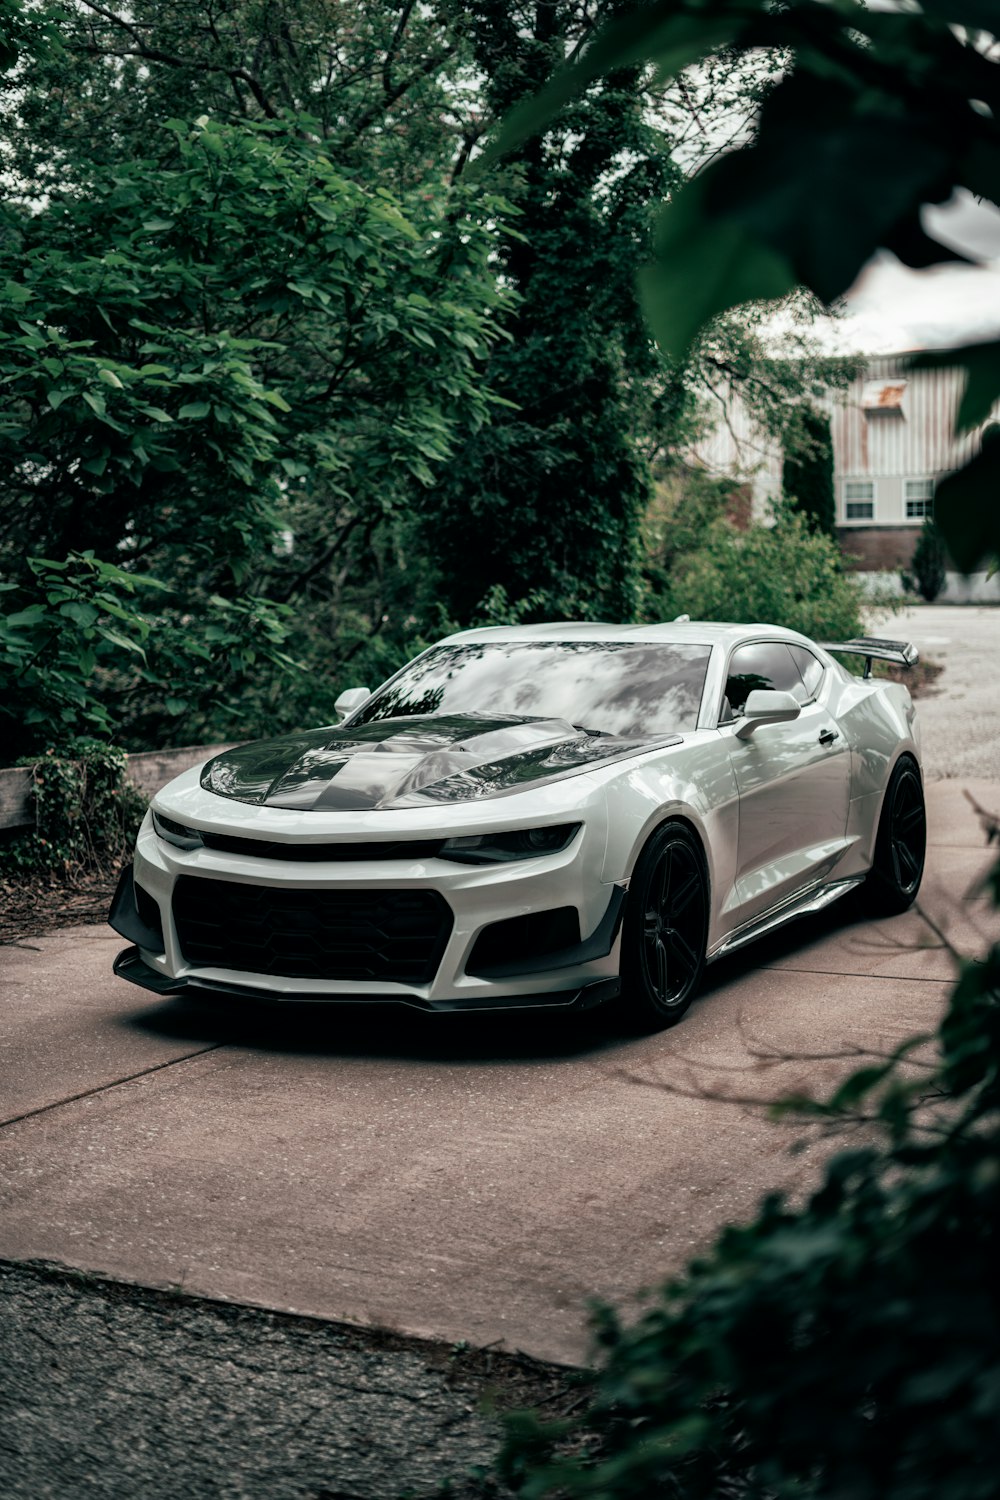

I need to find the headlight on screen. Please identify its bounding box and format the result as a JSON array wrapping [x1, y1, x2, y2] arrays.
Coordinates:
[[152, 810, 204, 850], [438, 824, 581, 865]]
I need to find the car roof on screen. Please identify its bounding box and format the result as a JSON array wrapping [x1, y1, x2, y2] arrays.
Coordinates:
[[438, 621, 817, 649]]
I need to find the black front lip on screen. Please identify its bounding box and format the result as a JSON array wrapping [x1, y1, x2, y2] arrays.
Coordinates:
[[112, 946, 620, 1014]]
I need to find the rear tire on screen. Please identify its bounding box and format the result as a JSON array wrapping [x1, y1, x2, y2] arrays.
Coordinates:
[[619, 821, 709, 1032], [865, 755, 926, 915]]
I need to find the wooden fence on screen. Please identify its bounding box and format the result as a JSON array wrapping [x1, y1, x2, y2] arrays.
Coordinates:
[[0, 744, 233, 833]]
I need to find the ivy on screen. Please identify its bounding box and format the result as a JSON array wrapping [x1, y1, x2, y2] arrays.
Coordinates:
[[2, 739, 146, 880]]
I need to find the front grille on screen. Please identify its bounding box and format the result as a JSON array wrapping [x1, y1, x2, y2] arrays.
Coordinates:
[[200, 832, 445, 862], [173, 876, 452, 985]]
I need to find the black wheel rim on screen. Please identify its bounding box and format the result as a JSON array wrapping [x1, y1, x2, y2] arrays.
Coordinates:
[[641, 838, 706, 1009], [889, 768, 926, 894]]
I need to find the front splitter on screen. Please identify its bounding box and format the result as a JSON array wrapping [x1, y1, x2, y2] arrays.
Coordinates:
[[112, 946, 620, 1014]]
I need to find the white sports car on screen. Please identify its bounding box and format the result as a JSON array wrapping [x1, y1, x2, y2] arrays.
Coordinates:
[[109, 621, 925, 1030]]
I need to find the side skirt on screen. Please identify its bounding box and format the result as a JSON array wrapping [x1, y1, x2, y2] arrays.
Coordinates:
[[707, 877, 864, 963]]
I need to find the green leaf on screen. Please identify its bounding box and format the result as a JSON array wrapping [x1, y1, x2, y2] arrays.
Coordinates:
[[4, 606, 48, 628], [712, 77, 956, 304], [639, 177, 796, 359], [934, 436, 1000, 571], [918, 0, 1000, 31], [81, 391, 106, 416], [59, 600, 99, 628], [911, 341, 1000, 431], [178, 400, 212, 420], [98, 367, 124, 389], [3, 278, 32, 305], [98, 627, 147, 657]]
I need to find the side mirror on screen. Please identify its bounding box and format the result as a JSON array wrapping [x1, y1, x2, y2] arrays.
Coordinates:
[[734, 689, 801, 739], [334, 686, 371, 721]]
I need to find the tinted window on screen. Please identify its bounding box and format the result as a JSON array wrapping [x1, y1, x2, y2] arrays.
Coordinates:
[[788, 645, 825, 703], [723, 642, 806, 718], [351, 641, 713, 736]]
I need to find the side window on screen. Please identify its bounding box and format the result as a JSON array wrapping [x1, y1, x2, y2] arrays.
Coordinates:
[[788, 645, 825, 704], [722, 642, 806, 720]]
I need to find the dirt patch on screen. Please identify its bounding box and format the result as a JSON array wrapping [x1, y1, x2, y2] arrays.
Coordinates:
[[0, 867, 118, 947], [871, 656, 944, 697], [0, 1257, 585, 1500]]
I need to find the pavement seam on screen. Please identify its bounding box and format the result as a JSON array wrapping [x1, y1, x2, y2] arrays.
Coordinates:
[[758, 964, 954, 983], [0, 1044, 224, 1133]]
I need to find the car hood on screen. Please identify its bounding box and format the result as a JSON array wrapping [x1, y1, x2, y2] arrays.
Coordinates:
[[200, 714, 680, 811]]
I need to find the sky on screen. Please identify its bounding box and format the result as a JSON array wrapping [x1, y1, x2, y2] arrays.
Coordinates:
[[826, 190, 1000, 355]]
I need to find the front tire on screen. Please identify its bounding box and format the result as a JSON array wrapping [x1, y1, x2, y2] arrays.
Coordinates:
[[619, 821, 709, 1031], [866, 754, 926, 915]]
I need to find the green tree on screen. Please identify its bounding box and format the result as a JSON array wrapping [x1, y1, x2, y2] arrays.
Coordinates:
[[0, 0, 469, 196], [423, 0, 680, 624], [782, 403, 836, 537], [0, 114, 509, 753]]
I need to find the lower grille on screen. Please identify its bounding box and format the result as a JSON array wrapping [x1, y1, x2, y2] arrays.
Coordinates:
[[173, 876, 452, 985]]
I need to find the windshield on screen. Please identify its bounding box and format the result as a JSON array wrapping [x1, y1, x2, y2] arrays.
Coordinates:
[[351, 640, 712, 737]]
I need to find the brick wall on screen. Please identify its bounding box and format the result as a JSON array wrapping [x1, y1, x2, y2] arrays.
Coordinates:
[[836, 525, 921, 571]]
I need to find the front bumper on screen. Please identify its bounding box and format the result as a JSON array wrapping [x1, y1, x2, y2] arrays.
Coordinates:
[[110, 802, 626, 1011], [112, 944, 620, 1013]]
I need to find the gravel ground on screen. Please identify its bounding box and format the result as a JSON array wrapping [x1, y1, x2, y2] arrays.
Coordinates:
[[868, 604, 1000, 780], [0, 1259, 578, 1500]]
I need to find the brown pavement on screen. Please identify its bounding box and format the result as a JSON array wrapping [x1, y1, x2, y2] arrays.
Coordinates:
[[1, 777, 992, 1365]]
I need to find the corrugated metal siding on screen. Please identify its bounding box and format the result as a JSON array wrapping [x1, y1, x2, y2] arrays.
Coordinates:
[[826, 356, 985, 478], [685, 354, 1000, 526]]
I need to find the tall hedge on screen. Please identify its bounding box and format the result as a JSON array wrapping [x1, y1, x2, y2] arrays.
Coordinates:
[[783, 405, 836, 538]]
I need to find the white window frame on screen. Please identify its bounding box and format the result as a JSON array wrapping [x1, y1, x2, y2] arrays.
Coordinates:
[[904, 478, 935, 520], [843, 478, 875, 522]]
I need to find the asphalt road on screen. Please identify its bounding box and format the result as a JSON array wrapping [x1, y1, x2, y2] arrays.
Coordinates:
[[1, 607, 998, 1368]]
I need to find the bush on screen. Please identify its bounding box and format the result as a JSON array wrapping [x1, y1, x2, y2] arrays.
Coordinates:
[[500, 893, 1000, 1500], [902, 518, 948, 603], [0, 739, 146, 880], [647, 503, 864, 640], [783, 404, 836, 537]]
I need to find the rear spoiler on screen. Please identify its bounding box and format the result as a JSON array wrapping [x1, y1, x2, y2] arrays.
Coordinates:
[[820, 636, 919, 678]]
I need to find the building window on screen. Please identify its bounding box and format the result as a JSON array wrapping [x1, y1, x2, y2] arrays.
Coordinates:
[[844, 479, 874, 521], [904, 478, 935, 519]]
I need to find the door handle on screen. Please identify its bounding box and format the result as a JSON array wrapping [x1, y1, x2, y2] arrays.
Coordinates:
[[818, 728, 838, 746]]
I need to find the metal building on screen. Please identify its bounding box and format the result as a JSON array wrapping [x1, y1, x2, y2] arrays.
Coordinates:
[[684, 352, 999, 571], [827, 354, 996, 569]]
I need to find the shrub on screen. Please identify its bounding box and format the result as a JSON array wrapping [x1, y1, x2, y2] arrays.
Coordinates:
[[1, 739, 146, 880], [902, 518, 948, 603], [648, 504, 864, 640], [500, 889, 1000, 1500], [783, 404, 836, 537]]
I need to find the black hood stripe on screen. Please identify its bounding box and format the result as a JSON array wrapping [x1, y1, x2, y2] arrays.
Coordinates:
[[201, 715, 681, 810]]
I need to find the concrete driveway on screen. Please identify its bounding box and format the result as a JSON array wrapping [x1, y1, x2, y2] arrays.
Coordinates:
[[1, 607, 997, 1366]]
